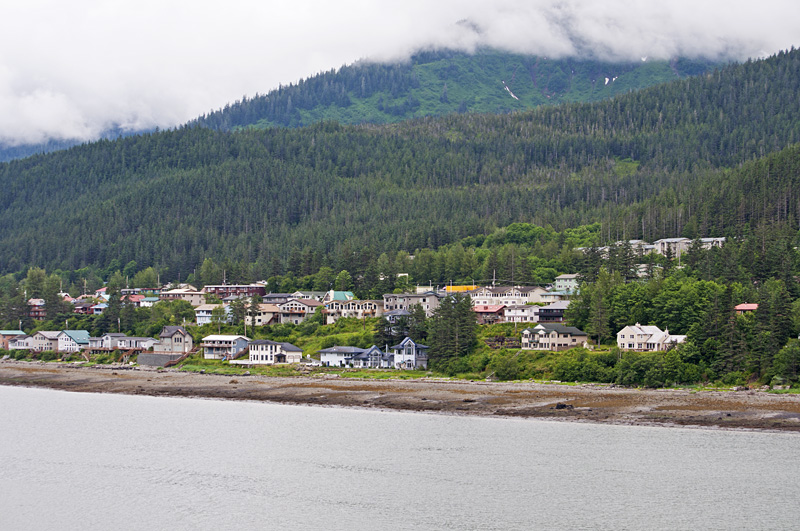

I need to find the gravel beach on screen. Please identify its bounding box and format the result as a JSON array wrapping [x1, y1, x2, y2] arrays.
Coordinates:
[[2, 360, 800, 432]]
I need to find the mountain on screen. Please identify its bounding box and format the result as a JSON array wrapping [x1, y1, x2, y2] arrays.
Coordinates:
[[0, 50, 713, 163], [193, 49, 717, 131], [0, 126, 154, 164], [0, 49, 798, 280]]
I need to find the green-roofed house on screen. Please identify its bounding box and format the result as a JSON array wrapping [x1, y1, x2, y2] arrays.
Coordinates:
[[57, 330, 90, 353], [0, 330, 25, 350], [323, 290, 355, 303]]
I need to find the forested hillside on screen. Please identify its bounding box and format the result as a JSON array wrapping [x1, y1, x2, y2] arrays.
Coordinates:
[[194, 49, 715, 131], [0, 49, 798, 281]]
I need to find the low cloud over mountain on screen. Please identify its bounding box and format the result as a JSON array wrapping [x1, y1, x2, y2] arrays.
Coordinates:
[[1, 0, 796, 146]]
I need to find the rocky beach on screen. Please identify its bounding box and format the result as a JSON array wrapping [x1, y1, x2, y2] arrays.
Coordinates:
[[2, 360, 800, 432]]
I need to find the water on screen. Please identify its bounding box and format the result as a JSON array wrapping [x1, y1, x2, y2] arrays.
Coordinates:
[[1, 386, 798, 530]]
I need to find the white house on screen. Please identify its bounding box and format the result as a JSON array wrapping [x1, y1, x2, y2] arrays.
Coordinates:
[[247, 340, 303, 364], [117, 337, 160, 350], [389, 337, 429, 369], [318, 346, 367, 367], [324, 299, 384, 324], [616, 323, 687, 352], [278, 298, 322, 325], [57, 330, 90, 353], [8, 335, 31, 350], [468, 286, 548, 306], [201, 335, 250, 360], [504, 305, 540, 323], [554, 274, 579, 292]]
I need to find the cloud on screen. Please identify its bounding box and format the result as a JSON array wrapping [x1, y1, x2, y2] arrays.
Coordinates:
[[0, 0, 797, 146]]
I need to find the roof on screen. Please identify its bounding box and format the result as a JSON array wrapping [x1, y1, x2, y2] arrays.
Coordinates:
[[735, 303, 759, 311], [61, 330, 90, 344], [525, 324, 587, 336], [390, 337, 429, 350], [555, 274, 579, 279], [161, 326, 189, 338], [35, 331, 61, 339], [195, 304, 224, 312], [329, 291, 355, 301], [541, 300, 570, 310], [0, 330, 25, 336], [202, 334, 250, 341], [279, 342, 302, 352], [317, 346, 366, 355], [473, 305, 505, 312]]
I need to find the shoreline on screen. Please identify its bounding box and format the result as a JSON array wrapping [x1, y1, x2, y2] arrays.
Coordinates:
[[2, 360, 800, 432]]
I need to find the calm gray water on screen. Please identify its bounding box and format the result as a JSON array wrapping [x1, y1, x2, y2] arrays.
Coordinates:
[[1, 386, 798, 530]]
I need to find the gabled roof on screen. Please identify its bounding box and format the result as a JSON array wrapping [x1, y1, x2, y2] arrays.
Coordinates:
[[390, 336, 429, 350], [318, 346, 366, 355], [474, 305, 505, 312], [735, 303, 759, 311], [60, 330, 90, 344], [0, 330, 25, 336], [202, 334, 249, 341], [525, 324, 587, 336], [160, 326, 189, 338], [35, 331, 61, 339]]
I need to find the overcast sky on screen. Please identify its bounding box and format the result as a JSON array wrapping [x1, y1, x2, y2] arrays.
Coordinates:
[[1, 0, 798, 146]]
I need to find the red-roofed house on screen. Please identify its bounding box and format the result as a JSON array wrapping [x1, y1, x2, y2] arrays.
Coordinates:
[[735, 303, 759, 315], [473, 305, 505, 325]]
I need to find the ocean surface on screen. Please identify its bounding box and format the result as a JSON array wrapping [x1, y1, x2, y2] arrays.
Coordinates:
[[1, 385, 798, 530]]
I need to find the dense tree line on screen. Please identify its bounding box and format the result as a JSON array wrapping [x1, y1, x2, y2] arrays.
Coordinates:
[[0, 49, 798, 281]]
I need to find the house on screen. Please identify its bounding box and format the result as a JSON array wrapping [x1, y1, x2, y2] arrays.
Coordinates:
[[88, 332, 128, 350], [735, 303, 759, 315], [28, 299, 46, 319], [504, 305, 540, 324], [0, 330, 25, 350], [383, 308, 411, 324], [538, 301, 570, 323], [322, 290, 355, 304], [247, 340, 303, 364], [57, 330, 90, 353], [653, 237, 692, 258], [73, 303, 95, 315], [324, 299, 384, 324], [195, 304, 229, 325], [318, 346, 367, 367], [383, 291, 442, 317], [202, 284, 267, 299], [389, 337, 429, 369], [468, 286, 548, 306], [262, 293, 294, 304], [117, 337, 159, 350], [8, 335, 31, 350], [30, 331, 61, 352], [139, 297, 160, 308], [616, 323, 686, 352], [349, 345, 391, 369], [246, 303, 281, 326], [91, 303, 108, 315], [278, 298, 322, 325], [539, 290, 574, 303], [473, 305, 505, 325], [121, 294, 146, 307], [521, 324, 587, 351], [700, 237, 726, 249], [554, 274, 580, 292], [291, 291, 327, 302], [201, 334, 250, 360], [159, 288, 205, 307], [157, 326, 193, 354]]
